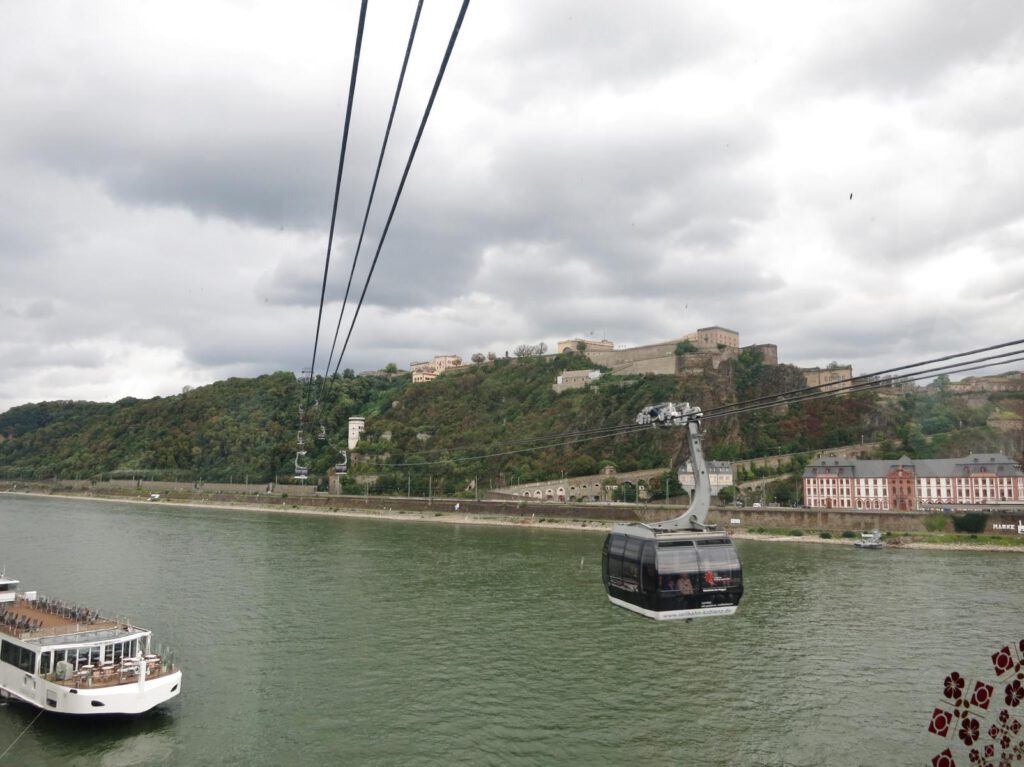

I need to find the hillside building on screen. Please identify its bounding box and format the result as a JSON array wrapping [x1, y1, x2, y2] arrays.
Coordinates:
[[802, 364, 853, 392], [556, 338, 615, 354], [685, 326, 740, 350], [678, 460, 734, 496], [743, 343, 778, 365], [988, 410, 1024, 432], [552, 369, 602, 393], [802, 453, 1024, 511], [948, 373, 1024, 394], [410, 354, 463, 383]]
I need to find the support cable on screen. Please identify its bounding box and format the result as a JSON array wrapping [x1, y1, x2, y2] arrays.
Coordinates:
[[365, 344, 1024, 469], [391, 421, 648, 460], [703, 338, 1024, 422], [319, 0, 425, 408], [705, 352, 1024, 424], [329, 0, 471, 381], [304, 0, 368, 417], [380, 423, 653, 468], [705, 346, 1024, 422]]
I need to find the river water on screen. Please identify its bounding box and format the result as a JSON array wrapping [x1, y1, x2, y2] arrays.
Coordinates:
[[0, 493, 1020, 766]]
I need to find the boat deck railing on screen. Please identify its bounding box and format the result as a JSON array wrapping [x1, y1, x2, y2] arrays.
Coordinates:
[[44, 657, 178, 689], [0, 595, 128, 641]]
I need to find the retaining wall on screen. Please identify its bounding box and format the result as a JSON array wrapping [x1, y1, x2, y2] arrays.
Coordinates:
[[6, 482, 1023, 537]]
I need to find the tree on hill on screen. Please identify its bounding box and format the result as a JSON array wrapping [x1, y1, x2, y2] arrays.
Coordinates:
[[4, 355, 1015, 491]]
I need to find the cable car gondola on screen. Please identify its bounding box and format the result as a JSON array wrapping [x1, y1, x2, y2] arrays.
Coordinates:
[[602, 403, 744, 620], [294, 450, 309, 481]]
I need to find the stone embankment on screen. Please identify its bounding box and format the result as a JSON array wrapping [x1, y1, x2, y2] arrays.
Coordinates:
[[5, 480, 1023, 540]]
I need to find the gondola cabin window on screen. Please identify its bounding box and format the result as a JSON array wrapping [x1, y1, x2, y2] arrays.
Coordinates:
[[696, 539, 743, 589], [621, 536, 643, 591], [656, 540, 701, 589]]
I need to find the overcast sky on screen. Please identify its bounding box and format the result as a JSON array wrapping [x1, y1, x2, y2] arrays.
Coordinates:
[[2, 1, 1023, 414]]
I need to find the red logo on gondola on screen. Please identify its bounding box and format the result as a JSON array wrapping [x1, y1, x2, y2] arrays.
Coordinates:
[[703, 571, 715, 585]]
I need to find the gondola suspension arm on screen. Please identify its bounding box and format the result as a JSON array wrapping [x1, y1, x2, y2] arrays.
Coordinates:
[[635, 402, 711, 531]]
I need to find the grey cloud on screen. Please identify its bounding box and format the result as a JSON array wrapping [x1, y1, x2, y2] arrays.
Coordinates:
[[804, 0, 1024, 95], [0, 340, 108, 372], [484, 2, 729, 97], [8, 88, 340, 228], [23, 300, 55, 319], [332, 117, 774, 312], [2, 1, 1023, 414]]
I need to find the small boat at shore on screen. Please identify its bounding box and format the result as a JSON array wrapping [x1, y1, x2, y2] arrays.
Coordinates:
[[0, 574, 181, 715], [853, 530, 885, 549]]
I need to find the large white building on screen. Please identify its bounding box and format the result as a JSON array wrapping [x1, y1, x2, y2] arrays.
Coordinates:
[[678, 460, 734, 497], [802, 453, 1024, 511], [410, 354, 463, 383]]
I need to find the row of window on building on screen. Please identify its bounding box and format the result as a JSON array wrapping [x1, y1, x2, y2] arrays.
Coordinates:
[[802, 453, 1024, 511]]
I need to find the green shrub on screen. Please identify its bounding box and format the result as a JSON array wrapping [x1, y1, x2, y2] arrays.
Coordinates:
[[953, 513, 988, 534], [789, 529, 804, 537], [819, 531, 833, 539], [923, 515, 949, 533], [841, 530, 856, 538]]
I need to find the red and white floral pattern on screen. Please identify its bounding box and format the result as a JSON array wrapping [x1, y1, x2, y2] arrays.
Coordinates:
[[929, 639, 1024, 766]]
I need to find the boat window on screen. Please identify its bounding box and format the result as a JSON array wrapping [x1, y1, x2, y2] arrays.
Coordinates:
[[40, 651, 52, 675], [0, 640, 36, 672], [104, 645, 114, 662], [54, 649, 66, 664]]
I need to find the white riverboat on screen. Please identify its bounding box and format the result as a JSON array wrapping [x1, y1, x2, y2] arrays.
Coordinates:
[[0, 575, 181, 715], [853, 529, 885, 549]]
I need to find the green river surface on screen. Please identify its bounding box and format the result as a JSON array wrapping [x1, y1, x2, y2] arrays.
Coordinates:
[[0, 493, 1021, 766]]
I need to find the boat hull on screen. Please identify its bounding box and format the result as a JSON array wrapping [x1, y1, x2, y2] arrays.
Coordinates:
[[0, 669, 181, 715]]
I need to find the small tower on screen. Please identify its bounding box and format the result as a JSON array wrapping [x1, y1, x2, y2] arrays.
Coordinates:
[[348, 416, 365, 450]]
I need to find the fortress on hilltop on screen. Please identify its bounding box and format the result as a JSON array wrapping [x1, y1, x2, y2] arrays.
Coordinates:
[[410, 325, 853, 391]]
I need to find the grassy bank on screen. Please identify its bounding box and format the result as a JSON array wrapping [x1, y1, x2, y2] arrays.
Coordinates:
[[743, 525, 1024, 549]]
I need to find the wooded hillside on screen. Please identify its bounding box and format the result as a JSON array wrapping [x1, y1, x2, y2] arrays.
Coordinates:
[[1, 356, 1020, 491]]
